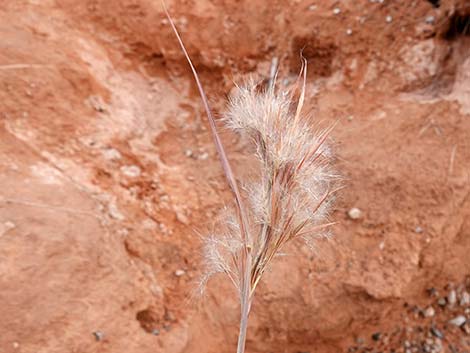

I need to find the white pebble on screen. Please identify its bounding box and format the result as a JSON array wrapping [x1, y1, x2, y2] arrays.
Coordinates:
[[448, 290, 457, 306], [333, 7, 341, 15], [425, 15, 435, 24], [448, 315, 466, 327], [108, 202, 124, 220], [423, 306, 435, 318], [460, 291, 470, 306], [0, 221, 15, 237], [346, 28, 353, 35], [386, 15, 393, 23], [175, 269, 185, 277], [175, 211, 189, 225], [347, 207, 362, 220], [102, 148, 121, 161], [199, 152, 209, 160], [437, 297, 446, 307], [120, 165, 141, 178]]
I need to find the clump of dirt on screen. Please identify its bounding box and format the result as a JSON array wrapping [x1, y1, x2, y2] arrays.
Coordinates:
[[0, 1, 470, 353]]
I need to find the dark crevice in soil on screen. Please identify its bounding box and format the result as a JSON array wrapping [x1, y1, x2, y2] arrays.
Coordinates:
[[427, 0, 440, 8], [290, 36, 337, 78], [443, 12, 470, 40]]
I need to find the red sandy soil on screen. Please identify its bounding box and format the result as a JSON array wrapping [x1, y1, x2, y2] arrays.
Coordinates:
[[1, 1, 470, 352]]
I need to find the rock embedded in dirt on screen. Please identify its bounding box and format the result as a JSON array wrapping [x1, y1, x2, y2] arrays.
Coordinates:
[[430, 327, 444, 339], [460, 291, 470, 306], [425, 15, 435, 24], [108, 202, 125, 220], [333, 7, 341, 15], [423, 306, 435, 318], [174, 269, 185, 277], [198, 152, 209, 160], [448, 315, 466, 327], [371, 332, 381, 341], [93, 331, 104, 341], [120, 165, 141, 178], [0, 221, 15, 237], [347, 207, 362, 220], [438, 298, 447, 307], [175, 211, 189, 225], [448, 290, 457, 306], [102, 148, 122, 161]]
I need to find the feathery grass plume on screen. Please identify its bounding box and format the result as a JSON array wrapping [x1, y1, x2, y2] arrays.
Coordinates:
[[163, 5, 339, 353]]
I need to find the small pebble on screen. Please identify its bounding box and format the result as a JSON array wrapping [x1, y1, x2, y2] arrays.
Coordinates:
[[430, 326, 444, 339], [448, 315, 466, 327], [151, 329, 160, 336], [199, 152, 209, 160], [175, 210, 189, 225], [425, 15, 435, 24], [175, 269, 185, 277], [424, 306, 435, 318], [102, 148, 121, 161], [460, 291, 470, 306], [13, 342, 19, 349], [386, 15, 393, 23], [379, 241, 385, 250], [308, 4, 317, 11], [437, 297, 446, 307], [333, 7, 341, 15], [448, 290, 457, 306], [108, 202, 124, 220], [0, 221, 15, 237], [184, 149, 193, 158], [414, 226, 423, 234], [346, 28, 353, 35], [120, 165, 141, 178], [93, 331, 104, 341], [347, 207, 362, 220], [462, 323, 470, 335]]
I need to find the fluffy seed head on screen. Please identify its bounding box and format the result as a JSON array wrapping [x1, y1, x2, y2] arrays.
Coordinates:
[[202, 72, 339, 295]]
